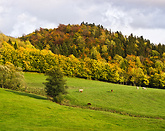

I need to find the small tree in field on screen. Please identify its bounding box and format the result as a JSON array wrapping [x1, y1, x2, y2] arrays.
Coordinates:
[[44, 67, 68, 103]]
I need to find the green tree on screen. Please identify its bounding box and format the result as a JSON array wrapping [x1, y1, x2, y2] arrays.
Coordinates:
[[14, 42, 18, 50], [90, 46, 101, 60], [149, 73, 165, 88], [155, 60, 163, 72], [8, 39, 12, 45], [44, 67, 68, 103], [150, 50, 160, 62], [113, 54, 123, 64]]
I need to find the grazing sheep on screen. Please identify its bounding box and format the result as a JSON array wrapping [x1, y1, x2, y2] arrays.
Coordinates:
[[87, 103, 91, 105], [136, 87, 139, 89], [79, 89, 83, 92], [142, 87, 147, 90]]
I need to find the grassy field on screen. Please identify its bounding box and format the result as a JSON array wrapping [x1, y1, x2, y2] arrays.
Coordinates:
[[1, 88, 165, 131], [66, 78, 165, 119], [1, 72, 162, 130], [24, 72, 46, 89], [24, 72, 165, 119]]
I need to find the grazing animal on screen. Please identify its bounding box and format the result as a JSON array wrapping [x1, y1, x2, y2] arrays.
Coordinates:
[[111, 90, 113, 92], [142, 87, 147, 90], [87, 103, 91, 105], [136, 87, 139, 89], [79, 89, 83, 92]]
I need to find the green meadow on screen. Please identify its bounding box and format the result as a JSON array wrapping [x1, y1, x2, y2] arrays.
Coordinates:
[[0, 72, 164, 130], [24, 72, 46, 89], [25, 72, 165, 119], [66, 77, 165, 119]]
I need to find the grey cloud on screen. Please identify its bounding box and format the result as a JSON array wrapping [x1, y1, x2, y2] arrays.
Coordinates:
[[101, 1, 165, 29], [129, 8, 165, 29], [0, 0, 165, 44], [110, 0, 165, 8], [102, 4, 132, 29], [130, 0, 165, 7]]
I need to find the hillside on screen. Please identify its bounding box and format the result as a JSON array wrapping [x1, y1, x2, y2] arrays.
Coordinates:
[[1, 25, 165, 88], [25, 72, 165, 119], [0, 28, 165, 130], [1, 80, 165, 130], [20, 23, 165, 59]]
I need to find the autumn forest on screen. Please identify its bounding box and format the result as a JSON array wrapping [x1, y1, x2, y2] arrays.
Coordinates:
[[1, 22, 165, 88]]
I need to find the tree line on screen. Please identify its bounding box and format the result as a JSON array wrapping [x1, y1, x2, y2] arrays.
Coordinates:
[[20, 23, 165, 60], [1, 35, 165, 88]]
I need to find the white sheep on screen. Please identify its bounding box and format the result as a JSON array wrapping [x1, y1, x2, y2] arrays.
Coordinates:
[[79, 89, 83, 92], [142, 87, 147, 90], [136, 87, 139, 89]]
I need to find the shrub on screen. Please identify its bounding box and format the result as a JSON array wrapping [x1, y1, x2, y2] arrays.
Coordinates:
[[0, 64, 25, 90]]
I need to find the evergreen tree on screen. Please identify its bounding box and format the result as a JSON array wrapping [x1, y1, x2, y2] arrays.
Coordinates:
[[44, 67, 68, 103], [8, 39, 12, 45], [14, 42, 18, 50]]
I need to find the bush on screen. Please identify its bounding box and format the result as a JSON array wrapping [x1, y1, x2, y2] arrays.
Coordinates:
[[0, 64, 25, 90], [53, 93, 65, 104], [44, 67, 68, 103]]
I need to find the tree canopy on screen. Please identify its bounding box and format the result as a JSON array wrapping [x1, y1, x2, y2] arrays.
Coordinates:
[[20, 23, 165, 60], [0, 23, 165, 89]]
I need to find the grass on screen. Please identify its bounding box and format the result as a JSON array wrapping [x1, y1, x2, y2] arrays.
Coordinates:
[[24, 72, 165, 119], [23, 72, 46, 96], [65, 79, 165, 119], [24, 72, 46, 89], [0, 88, 165, 131], [9, 72, 163, 130]]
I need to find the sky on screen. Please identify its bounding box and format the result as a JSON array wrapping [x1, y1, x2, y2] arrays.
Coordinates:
[[0, 0, 165, 44]]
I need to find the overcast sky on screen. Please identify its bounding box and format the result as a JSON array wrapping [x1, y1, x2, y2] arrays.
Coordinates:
[[0, 0, 165, 44]]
